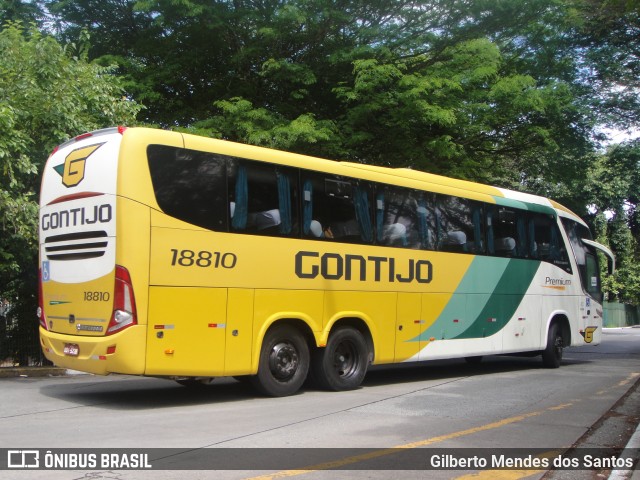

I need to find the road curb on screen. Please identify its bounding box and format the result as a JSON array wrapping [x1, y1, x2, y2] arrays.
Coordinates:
[[608, 421, 640, 480], [0, 367, 68, 378], [543, 375, 640, 480]]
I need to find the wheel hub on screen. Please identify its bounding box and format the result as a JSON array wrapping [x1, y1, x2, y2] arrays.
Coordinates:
[[269, 342, 299, 381]]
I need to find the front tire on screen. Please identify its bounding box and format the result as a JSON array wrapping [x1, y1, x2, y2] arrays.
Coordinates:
[[312, 327, 369, 391], [251, 325, 309, 397], [542, 323, 563, 368]]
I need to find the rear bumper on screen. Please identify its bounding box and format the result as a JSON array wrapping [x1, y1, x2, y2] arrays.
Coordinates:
[[40, 325, 146, 375]]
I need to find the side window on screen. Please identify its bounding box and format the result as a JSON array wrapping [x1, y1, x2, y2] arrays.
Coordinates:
[[437, 196, 484, 254], [375, 186, 426, 249], [301, 172, 373, 243], [532, 214, 571, 272], [487, 207, 528, 258], [147, 145, 227, 231], [562, 218, 599, 298], [228, 160, 299, 236], [585, 253, 601, 301]]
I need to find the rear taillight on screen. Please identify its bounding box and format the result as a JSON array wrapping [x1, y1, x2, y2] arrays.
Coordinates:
[[107, 266, 137, 335], [37, 269, 48, 330]]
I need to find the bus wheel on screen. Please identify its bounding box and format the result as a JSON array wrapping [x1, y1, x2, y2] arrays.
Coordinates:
[[312, 327, 368, 391], [542, 323, 563, 368], [251, 325, 309, 397]]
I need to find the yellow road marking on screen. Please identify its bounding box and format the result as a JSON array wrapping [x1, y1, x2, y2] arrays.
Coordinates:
[[454, 449, 563, 480], [243, 373, 640, 480], [618, 372, 640, 387], [455, 469, 543, 480], [244, 404, 573, 480]]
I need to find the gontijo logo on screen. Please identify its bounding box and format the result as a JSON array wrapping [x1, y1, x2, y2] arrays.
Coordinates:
[[53, 143, 105, 188], [580, 326, 598, 343]]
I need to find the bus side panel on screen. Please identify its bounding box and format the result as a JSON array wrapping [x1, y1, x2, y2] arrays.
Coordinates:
[[395, 293, 420, 362], [116, 197, 151, 327], [501, 295, 542, 352], [224, 288, 255, 376], [145, 287, 227, 376]]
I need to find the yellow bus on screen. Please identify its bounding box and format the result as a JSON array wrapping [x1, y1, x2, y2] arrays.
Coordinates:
[[38, 127, 614, 396]]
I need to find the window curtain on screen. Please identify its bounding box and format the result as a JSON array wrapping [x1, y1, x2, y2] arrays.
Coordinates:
[[486, 208, 495, 254], [354, 185, 373, 242], [302, 179, 313, 235], [232, 164, 248, 230], [376, 192, 384, 242], [277, 172, 292, 234]]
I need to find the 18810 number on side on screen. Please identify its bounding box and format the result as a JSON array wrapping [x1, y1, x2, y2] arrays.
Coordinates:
[[170, 249, 237, 269]]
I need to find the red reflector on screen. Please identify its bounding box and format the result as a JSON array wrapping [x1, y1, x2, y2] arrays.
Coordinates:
[[75, 132, 93, 141], [106, 345, 116, 355], [47, 191, 104, 206], [117, 126, 127, 135], [99, 356, 107, 361]]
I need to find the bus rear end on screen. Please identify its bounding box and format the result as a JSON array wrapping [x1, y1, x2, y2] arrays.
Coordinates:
[[38, 127, 146, 375]]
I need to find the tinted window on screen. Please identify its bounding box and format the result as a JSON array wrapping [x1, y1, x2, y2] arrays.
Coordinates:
[[532, 215, 571, 272], [228, 160, 299, 236], [487, 207, 528, 258], [147, 145, 227, 231], [437, 196, 484, 254], [375, 186, 429, 249], [301, 172, 373, 243], [562, 218, 600, 298]]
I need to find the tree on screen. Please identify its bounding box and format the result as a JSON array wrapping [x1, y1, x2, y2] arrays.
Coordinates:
[[0, 23, 141, 364], [47, 1, 599, 182], [586, 140, 640, 304], [572, 0, 640, 130], [0, 0, 46, 26], [39, 0, 640, 303]]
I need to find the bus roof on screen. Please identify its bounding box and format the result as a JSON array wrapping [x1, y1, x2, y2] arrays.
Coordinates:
[[82, 127, 586, 227]]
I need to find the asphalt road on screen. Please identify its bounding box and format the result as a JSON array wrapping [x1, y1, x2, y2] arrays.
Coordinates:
[[1, 327, 639, 480]]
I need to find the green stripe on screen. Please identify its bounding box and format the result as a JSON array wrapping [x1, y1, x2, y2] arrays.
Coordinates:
[[493, 196, 556, 216], [413, 257, 540, 342], [452, 259, 540, 339]]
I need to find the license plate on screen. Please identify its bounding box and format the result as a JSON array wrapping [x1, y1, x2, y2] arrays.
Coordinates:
[[63, 343, 79, 356]]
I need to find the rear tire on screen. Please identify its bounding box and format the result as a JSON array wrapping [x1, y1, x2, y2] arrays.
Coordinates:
[[312, 327, 368, 391], [542, 323, 563, 368], [251, 325, 309, 397]]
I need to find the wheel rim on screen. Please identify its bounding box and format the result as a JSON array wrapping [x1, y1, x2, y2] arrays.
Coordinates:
[[268, 341, 299, 381], [333, 340, 359, 379]]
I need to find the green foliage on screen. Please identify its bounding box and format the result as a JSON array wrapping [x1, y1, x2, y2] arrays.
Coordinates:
[[20, 0, 640, 309], [0, 23, 141, 363], [584, 140, 640, 304]]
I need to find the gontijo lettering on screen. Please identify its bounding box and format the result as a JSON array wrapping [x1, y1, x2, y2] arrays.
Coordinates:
[[41, 205, 112, 231], [295, 250, 432, 283]]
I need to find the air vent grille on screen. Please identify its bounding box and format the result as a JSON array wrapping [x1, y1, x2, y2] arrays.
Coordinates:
[[44, 231, 109, 260]]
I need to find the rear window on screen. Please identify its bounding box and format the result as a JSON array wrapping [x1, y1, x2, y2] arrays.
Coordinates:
[[147, 145, 228, 231]]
